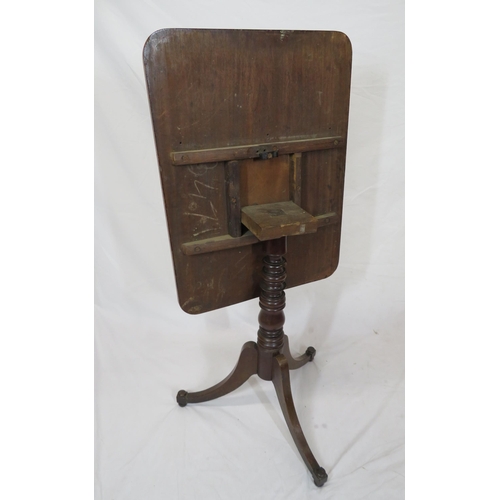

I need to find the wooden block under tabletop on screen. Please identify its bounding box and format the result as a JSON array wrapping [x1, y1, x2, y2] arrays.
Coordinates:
[[241, 200, 318, 241]]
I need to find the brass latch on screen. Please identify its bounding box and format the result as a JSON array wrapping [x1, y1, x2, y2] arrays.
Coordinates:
[[256, 148, 278, 160]]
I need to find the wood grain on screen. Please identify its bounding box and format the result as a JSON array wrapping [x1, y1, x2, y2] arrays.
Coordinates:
[[290, 153, 302, 206], [171, 136, 344, 165], [181, 232, 259, 255], [241, 201, 317, 241], [240, 156, 290, 207], [224, 160, 241, 237], [143, 29, 352, 313]]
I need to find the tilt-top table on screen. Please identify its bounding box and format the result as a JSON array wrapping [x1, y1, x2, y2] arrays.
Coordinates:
[[143, 28, 352, 486]]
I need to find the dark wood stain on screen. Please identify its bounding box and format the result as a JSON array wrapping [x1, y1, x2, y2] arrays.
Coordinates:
[[143, 29, 352, 314], [224, 160, 241, 237], [170, 136, 343, 165], [241, 201, 317, 241], [240, 156, 290, 207]]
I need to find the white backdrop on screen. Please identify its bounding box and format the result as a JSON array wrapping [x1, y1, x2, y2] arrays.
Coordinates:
[[95, 1, 404, 499]]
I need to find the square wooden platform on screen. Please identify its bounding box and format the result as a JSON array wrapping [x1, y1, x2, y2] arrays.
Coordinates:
[[241, 201, 317, 241]]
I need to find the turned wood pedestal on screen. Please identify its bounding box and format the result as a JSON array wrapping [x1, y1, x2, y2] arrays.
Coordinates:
[[176, 237, 328, 487]]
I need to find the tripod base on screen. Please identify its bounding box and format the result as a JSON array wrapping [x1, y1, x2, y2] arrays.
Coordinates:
[[176, 334, 328, 487]]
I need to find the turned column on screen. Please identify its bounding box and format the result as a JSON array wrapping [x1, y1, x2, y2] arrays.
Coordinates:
[[257, 237, 287, 380]]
